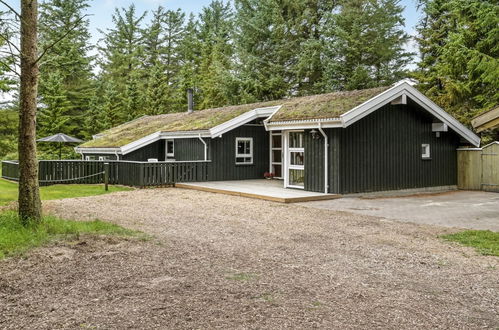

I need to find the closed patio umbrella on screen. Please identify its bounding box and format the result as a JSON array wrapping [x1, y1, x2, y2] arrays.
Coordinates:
[[37, 133, 83, 159]]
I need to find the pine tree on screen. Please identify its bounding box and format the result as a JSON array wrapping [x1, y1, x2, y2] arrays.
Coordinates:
[[197, 0, 235, 109], [38, 0, 95, 138], [98, 4, 146, 121], [324, 0, 412, 91], [177, 14, 202, 110], [416, 0, 499, 125]]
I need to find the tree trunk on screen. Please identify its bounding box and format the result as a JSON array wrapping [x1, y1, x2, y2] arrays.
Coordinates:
[[18, 0, 41, 224]]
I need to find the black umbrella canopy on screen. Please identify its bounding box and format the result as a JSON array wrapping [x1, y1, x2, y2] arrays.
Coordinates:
[[37, 133, 83, 159], [37, 133, 83, 143]]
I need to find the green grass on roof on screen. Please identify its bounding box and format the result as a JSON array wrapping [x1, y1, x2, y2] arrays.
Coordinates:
[[270, 86, 390, 122], [81, 86, 390, 148]]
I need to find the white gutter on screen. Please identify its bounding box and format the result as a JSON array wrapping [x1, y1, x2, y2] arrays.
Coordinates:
[[317, 123, 328, 194], [198, 134, 208, 161]]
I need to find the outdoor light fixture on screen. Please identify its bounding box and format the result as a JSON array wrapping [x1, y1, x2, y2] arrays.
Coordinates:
[[310, 129, 320, 140]]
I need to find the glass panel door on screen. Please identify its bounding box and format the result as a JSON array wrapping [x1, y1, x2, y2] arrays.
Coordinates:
[[270, 132, 283, 178], [287, 131, 305, 188]]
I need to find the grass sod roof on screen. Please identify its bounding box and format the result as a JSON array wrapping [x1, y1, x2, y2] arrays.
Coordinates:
[[80, 86, 390, 148]]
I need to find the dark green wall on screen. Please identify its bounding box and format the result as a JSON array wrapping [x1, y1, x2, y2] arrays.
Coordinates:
[[333, 101, 460, 194], [123, 140, 165, 161], [209, 124, 269, 181], [174, 138, 208, 161], [304, 131, 325, 192]]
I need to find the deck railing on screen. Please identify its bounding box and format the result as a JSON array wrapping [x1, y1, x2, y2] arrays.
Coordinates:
[[1, 160, 211, 187]]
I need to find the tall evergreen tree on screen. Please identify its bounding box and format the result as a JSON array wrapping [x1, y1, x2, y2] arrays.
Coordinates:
[[416, 0, 499, 125], [197, 0, 235, 109], [98, 4, 146, 121], [38, 0, 94, 138], [324, 0, 412, 91]]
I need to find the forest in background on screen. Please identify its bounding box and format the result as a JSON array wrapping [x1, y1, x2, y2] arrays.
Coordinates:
[[0, 0, 497, 159]]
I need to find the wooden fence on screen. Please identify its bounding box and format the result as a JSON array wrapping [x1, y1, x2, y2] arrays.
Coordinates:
[[458, 142, 499, 192], [1, 160, 211, 187]]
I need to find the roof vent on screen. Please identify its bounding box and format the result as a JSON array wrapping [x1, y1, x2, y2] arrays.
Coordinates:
[[187, 88, 194, 113]]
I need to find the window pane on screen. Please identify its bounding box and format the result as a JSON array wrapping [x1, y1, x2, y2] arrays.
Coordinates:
[[272, 135, 282, 148], [272, 164, 282, 177], [272, 150, 281, 163], [289, 169, 304, 187], [289, 132, 303, 148], [244, 141, 250, 154], [290, 151, 304, 166], [167, 141, 174, 154], [237, 141, 245, 154]]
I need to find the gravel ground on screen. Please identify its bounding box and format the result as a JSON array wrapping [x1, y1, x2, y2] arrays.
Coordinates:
[[1, 188, 498, 329]]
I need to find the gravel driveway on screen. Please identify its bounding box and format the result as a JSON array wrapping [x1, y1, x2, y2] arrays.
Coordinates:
[[302, 190, 499, 231], [1, 188, 498, 329]]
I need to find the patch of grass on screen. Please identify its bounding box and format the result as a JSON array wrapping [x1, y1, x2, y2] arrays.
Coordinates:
[[226, 272, 257, 281], [0, 175, 131, 206], [0, 211, 142, 259], [442, 230, 499, 257]]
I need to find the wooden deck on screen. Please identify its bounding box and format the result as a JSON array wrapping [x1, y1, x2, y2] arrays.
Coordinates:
[[176, 179, 341, 203]]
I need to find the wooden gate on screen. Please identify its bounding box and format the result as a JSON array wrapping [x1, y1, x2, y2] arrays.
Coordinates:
[[481, 142, 499, 192], [458, 142, 499, 191]]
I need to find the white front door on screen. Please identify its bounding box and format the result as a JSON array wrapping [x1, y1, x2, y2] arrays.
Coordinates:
[[284, 131, 305, 189]]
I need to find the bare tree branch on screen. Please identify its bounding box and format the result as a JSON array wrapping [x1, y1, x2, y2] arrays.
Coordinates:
[[35, 14, 89, 64], [0, 31, 20, 54], [0, 0, 20, 19], [0, 58, 19, 77]]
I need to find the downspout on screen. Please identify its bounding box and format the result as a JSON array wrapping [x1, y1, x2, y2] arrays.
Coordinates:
[[115, 149, 120, 161], [198, 134, 208, 161], [317, 123, 328, 194]]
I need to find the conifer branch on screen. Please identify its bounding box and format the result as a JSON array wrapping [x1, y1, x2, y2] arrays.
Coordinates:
[[35, 14, 89, 64]]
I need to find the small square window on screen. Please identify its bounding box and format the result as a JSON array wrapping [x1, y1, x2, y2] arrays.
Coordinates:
[[236, 138, 253, 164], [422, 144, 430, 159]]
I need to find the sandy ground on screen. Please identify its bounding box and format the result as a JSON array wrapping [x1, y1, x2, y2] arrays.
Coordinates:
[[302, 190, 499, 231], [1, 188, 498, 329]]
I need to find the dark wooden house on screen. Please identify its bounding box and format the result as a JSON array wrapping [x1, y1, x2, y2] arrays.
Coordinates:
[[76, 81, 480, 194]]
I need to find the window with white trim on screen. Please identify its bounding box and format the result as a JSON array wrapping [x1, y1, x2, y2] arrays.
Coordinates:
[[85, 155, 96, 161], [166, 140, 174, 159], [236, 137, 253, 164], [99, 156, 111, 161], [421, 144, 430, 159]]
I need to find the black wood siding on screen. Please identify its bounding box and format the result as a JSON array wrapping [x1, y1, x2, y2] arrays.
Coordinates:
[[304, 130, 325, 192], [333, 102, 460, 194], [174, 138, 208, 161], [123, 140, 165, 161], [209, 125, 269, 181]]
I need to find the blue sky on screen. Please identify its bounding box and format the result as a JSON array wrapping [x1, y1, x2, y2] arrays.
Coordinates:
[[4, 0, 422, 47]]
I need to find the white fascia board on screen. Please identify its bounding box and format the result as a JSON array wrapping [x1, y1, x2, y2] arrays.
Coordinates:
[[266, 118, 342, 131], [481, 141, 499, 149], [159, 130, 211, 138], [210, 106, 280, 137], [340, 81, 481, 147], [121, 131, 162, 155], [340, 83, 407, 126], [74, 147, 122, 154]]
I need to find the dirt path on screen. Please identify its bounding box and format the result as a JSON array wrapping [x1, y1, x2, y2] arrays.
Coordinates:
[[1, 188, 498, 329]]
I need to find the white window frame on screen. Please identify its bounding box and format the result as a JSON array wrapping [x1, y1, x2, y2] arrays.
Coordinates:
[[269, 132, 283, 178], [235, 137, 253, 165], [165, 139, 174, 159], [85, 155, 96, 161], [422, 143, 431, 159], [284, 130, 305, 189], [98, 156, 110, 161]]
